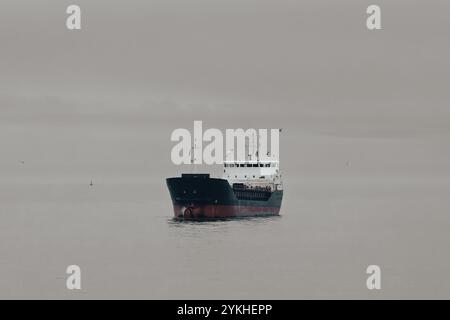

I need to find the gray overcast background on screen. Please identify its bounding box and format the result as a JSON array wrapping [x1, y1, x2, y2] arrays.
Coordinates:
[[0, 0, 449, 299]]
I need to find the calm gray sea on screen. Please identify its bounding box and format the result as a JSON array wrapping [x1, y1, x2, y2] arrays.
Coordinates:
[[1, 167, 450, 299]]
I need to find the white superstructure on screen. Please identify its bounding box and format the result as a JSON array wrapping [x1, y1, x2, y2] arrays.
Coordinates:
[[223, 160, 283, 191]]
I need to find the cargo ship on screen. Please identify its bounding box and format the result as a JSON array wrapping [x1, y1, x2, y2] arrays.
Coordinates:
[[166, 160, 283, 220]]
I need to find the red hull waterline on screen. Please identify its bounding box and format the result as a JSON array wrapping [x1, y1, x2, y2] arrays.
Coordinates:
[[173, 204, 280, 220]]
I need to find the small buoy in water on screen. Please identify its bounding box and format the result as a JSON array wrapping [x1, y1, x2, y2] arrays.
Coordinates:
[[90, 180, 94, 187]]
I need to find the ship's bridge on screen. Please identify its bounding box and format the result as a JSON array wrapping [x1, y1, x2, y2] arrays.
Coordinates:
[[223, 160, 282, 188]]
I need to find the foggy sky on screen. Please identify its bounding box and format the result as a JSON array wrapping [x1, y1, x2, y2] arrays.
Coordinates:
[[1, 0, 450, 181]]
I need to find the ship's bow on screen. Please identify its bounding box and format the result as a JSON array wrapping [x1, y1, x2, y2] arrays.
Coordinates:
[[166, 174, 235, 219]]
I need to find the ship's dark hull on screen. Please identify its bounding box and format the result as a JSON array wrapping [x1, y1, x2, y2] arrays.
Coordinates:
[[166, 174, 283, 220]]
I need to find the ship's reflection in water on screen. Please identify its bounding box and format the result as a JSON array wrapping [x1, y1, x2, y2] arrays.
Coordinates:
[[168, 216, 282, 238]]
